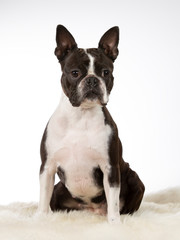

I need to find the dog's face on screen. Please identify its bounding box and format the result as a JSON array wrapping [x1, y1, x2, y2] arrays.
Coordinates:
[[55, 25, 119, 108]]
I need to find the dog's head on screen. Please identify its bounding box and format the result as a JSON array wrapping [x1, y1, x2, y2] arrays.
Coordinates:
[[55, 25, 119, 108]]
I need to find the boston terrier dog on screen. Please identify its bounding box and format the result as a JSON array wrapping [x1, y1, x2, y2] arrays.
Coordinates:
[[39, 25, 145, 224]]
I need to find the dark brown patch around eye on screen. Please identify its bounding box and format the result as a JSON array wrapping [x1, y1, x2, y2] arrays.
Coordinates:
[[103, 70, 110, 77], [71, 70, 79, 78]]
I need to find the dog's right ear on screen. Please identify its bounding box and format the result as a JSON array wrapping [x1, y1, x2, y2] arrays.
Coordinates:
[[55, 25, 77, 61]]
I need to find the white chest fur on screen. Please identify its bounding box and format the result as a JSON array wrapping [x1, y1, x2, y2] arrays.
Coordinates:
[[45, 93, 112, 200]]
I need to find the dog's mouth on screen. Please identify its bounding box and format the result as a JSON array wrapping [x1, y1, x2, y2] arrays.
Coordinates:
[[80, 90, 106, 108], [69, 87, 107, 108], [83, 89, 100, 100]]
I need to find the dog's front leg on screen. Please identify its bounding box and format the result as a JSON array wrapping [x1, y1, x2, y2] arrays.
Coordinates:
[[38, 166, 55, 213], [103, 165, 120, 224]]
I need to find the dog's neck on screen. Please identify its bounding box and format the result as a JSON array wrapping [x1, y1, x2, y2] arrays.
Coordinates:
[[53, 90, 106, 132]]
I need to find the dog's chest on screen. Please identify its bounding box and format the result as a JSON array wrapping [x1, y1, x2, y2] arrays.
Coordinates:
[[46, 99, 112, 199]]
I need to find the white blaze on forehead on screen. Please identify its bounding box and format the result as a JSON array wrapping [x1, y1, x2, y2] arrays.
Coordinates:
[[84, 49, 95, 75], [87, 54, 95, 75]]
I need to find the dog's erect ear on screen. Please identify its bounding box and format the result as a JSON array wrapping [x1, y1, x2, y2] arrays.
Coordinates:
[[55, 25, 77, 61], [98, 26, 119, 61]]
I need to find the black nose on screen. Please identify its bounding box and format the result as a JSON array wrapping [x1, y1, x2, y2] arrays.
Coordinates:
[[85, 77, 98, 88]]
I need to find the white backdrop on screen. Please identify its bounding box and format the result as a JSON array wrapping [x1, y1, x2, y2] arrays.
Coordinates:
[[0, 0, 180, 204]]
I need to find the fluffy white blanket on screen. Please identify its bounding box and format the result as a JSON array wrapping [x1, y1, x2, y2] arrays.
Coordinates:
[[0, 187, 180, 240]]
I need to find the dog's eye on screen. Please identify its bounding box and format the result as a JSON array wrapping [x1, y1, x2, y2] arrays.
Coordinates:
[[71, 70, 79, 78], [103, 70, 110, 77]]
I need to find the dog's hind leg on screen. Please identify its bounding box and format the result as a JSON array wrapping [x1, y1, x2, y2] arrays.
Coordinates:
[[120, 164, 145, 215], [50, 181, 85, 212]]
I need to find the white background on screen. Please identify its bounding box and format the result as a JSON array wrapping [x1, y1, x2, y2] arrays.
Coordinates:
[[0, 0, 180, 204]]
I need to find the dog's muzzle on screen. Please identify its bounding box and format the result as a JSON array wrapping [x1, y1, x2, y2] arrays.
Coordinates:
[[83, 77, 101, 99], [73, 75, 109, 108], [78, 76, 102, 103]]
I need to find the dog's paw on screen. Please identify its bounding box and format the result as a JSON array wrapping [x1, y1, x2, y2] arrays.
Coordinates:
[[33, 208, 52, 219], [33, 211, 46, 219], [108, 214, 120, 224]]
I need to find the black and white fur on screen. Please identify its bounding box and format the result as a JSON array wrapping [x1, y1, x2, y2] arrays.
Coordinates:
[[38, 25, 145, 224]]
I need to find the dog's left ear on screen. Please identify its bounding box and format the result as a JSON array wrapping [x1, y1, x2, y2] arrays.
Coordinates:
[[98, 26, 119, 61]]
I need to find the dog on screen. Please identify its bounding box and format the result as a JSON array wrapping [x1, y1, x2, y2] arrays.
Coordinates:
[[38, 25, 145, 224]]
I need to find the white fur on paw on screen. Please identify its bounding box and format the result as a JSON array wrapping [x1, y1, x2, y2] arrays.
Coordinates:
[[108, 215, 120, 224], [33, 209, 52, 219]]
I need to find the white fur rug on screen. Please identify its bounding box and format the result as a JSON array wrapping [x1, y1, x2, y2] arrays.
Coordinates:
[[0, 187, 180, 240]]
